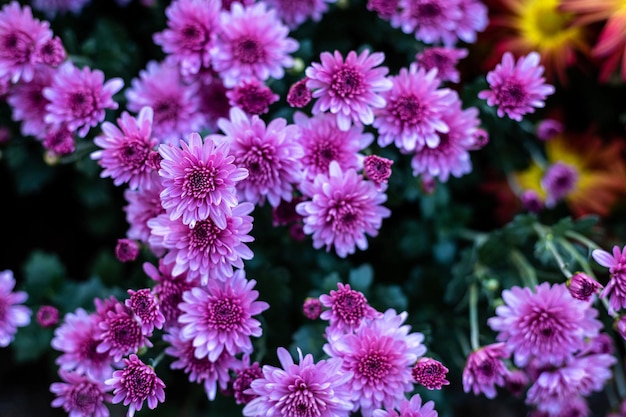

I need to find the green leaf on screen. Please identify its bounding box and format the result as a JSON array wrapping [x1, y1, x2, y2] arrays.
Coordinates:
[[21, 250, 66, 302], [348, 264, 373, 294], [373, 284, 408, 312], [290, 323, 327, 359], [11, 321, 53, 363], [52, 275, 126, 312]]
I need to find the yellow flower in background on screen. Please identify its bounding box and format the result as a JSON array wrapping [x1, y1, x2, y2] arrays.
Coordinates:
[[487, 0, 590, 82], [561, 0, 626, 82], [513, 133, 626, 216]]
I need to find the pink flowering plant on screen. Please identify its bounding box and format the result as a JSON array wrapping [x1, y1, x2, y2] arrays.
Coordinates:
[[2, 1, 626, 417]]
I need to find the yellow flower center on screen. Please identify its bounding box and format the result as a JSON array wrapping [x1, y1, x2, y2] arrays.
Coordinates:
[[515, 0, 582, 51]]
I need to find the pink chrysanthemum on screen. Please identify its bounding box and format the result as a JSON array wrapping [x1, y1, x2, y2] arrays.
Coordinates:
[[541, 162, 579, 207], [96, 301, 153, 362], [43, 126, 76, 156], [264, 0, 337, 29], [0, 2, 52, 83], [0, 269, 31, 347], [454, 0, 488, 44], [593, 245, 626, 311], [287, 78, 312, 108], [226, 78, 279, 116], [164, 327, 240, 400], [392, 0, 463, 45], [51, 308, 116, 381], [123, 178, 166, 250], [6, 65, 54, 139], [91, 107, 158, 191], [153, 0, 221, 78], [115, 238, 140, 263], [32, 0, 92, 17], [125, 60, 205, 144], [415, 47, 468, 83], [196, 75, 230, 132], [147, 202, 254, 284], [294, 111, 373, 181], [43, 62, 123, 138], [106, 354, 166, 417], [143, 260, 192, 329], [35, 36, 66, 67], [536, 119, 563, 142], [567, 272, 603, 302], [487, 282, 602, 367], [302, 297, 322, 320], [217, 107, 303, 207], [306, 49, 393, 131], [244, 347, 354, 417], [363, 155, 394, 187], [412, 357, 449, 390], [211, 2, 299, 88], [296, 161, 391, 258], [36, 305, 59, 328], [158, 131, 248, 228], [409, 100, 480, 183], [478, 52, 555, 122], [367, 0, 400, 20], [374, 64, 457, 152], [462, 342, 510, 399], [232, 355, 263, 405], [50, 370, 112, 417], [126, 288, 165, 335], [371, 393, 438, 417], [178, 270, 269, 361], [319, 282, 381, 333], [526, 353, 615, 415], [323, 309, 427, 417]]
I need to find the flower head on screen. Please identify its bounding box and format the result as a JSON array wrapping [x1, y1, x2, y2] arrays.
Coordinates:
[[50, 370, 112, 417], [478, 52, 555, 121], [306, 49, 393, 131], [144, 260, 192, 329], [0, 269, 31, 347], [415, 46, 468, 83], [211, 2, 298, 88], [226, 78, 279, 115], [35, 36, 66, 67], [36, 305, 59, 328], [287, 78, 312, 108], [363, 155, 394, 187], [319, 283, 381, 333], [178, 270, 269, 361], [487, 282, 602, 367], [124, 182, 166, 250], [106, 354, 166, 417], [263, 0, 336, 29], [32, 0, 91, 17], [6, 65, 54, 139], [126, 288, 165, 335], [297, 161, 391, 258], [217, 107, 303, 207], [371, 393, 438, 417], [43, 62, 123, 138], [323, 309, 427, 417], [302, 297, 322, 320], [115, 238, 140, 263], [96, 301, 152, 362], [91, 107, 158, 191], [153, 0, 221, 78], [567, 272, 603, 302], [158, 131, 247, 228], [243, 347, 354, 417], [462, 342, 510, 399], [412, 357, 450, 390], [232, 356, 263, 405], [593, 245, 626, 311]]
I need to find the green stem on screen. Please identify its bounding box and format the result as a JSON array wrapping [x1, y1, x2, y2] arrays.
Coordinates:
[[469, 283, 480, 351], [558, 237, 596, 278], [150, 351, 167, 368], [534, 224, 573, 278], [564, 230, 601, 252], [510, 249, 538, 287]]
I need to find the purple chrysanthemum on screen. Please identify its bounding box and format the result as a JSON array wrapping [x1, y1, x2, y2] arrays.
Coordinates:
[[232, 355, 263, 405], [487, 283, 602, 367], [409, 100, 480, 183], [367, 0, 400, 20], [567, 272, 603, 302], [35, 36, 67, 67], [306, 49, 392, 131], [96, 301, 152, 362], [302, 297, 322, 320], [415, 47, 468, 83], [211, 2, 299, 88], [226, 78, 279, 115], [592, 245, 626, 312], [91, 107, 159, 191], [124, 179, 166, 251], [371, 393, 438, 417], [125, 60, 205, 144], [296, 161, 391, 258], [147, 202, 254, 283], [43, 126, 76, 156], [454, 0, 489, 44], [115, 238, 140, 263], [32, 0, 92, 17], [541, 162, 579, 207], [536, 119, 563, 141], [125, 288, 165, 335], [6, 65, 54, 139], [294, 111, 373, 181], [0, 1, 53, 83], [323, 309, 427, 417], [143, 260, 192, 329], [287, 78, 312, 108], [36, 305, 59, 328], [164, 327, 240, 400], [526, 353, 615, 415], [158, 131, 248, 228], [153, 0, 221, 78], [392, 0, 462, 45], [106, 354, 166, 417], [243, 347, 354, 417], [319, 283, 381, 333], [412, 357, 449, 390], [264, 0, 336, 29], [217, 107, 303, 207], [51, 308, 116, 381], [43, 62, 123, 138], [363, 155, 394, 187], [178, 270, 269, 361], [462, 342, 510, 399], [196, 75, 230, 132], [0, 270, 31, 347], [478, 52, 555, 122], [374, 64, 457, 152], [50, 370, 112, 417]]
